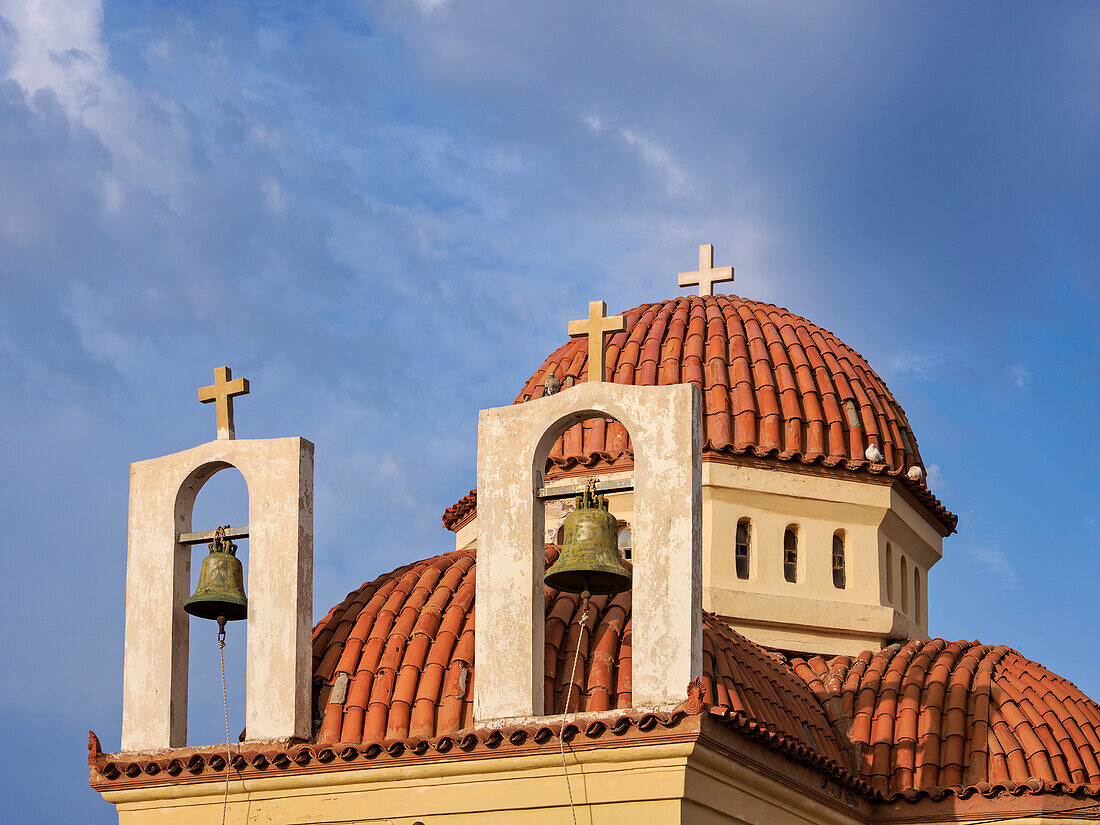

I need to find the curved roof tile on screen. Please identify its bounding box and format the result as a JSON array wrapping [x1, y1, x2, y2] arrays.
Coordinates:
[[310, 546, 845, 768], [444, 295, 956, 534], [518, 296, 922, 470], [790, 639, 1100, 800]]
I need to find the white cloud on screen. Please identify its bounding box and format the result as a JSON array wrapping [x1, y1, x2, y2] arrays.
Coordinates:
[[888, 349, 949, 380], [411, 0, 450, 16], [925, 463, 946, 493], [1, 0, 194, 212], [1008, 361, 1031, 389], [620, 127, 691, 196], [582, 114, 604, 132], [964, 545, 1020, 590]]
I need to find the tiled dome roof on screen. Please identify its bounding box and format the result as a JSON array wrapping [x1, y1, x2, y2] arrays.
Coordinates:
[[311, 546, 844, 767], [444, 294, 956, 533], [519, 295, 922, 471], [791, 639, 1100, 800]]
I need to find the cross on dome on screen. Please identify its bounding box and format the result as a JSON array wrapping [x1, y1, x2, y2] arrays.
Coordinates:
[[568, 300, 625, 383], [678, 243, 734, 296], [198, 365, 250, 440]]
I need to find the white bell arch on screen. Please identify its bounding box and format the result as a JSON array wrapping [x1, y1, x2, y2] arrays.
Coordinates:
[[474, 382, 702, 723], [121, 437, 313, 751]]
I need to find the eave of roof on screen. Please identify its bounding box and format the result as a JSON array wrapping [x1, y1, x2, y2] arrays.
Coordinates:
[[441, 449, 957, 536]]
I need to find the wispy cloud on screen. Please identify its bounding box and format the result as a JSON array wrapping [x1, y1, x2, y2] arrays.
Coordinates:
[[888, 349, 951, 380], [925, 464, 946, 494], [1008, 361, 1031, 389], [1087, 517, 1100, 544], [582, 114, 604, 132], [964, 545, 1020, 590], [620, 128, 691, 196], [411, 0, 451, 16]]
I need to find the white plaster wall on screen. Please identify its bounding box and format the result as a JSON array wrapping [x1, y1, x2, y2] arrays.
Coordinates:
[[473, 382, 702, 724], [121, 437, 313, 751]]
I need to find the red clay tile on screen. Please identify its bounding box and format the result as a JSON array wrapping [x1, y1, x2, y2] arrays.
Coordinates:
[[312, 546, 848, 772], [787, 640, 1100, 799], [443, 295, 955, 535]]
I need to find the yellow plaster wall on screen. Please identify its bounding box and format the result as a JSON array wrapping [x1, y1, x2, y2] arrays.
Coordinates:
[[97, 739, 872, 825]]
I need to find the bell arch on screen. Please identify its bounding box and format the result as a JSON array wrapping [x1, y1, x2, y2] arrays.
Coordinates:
[[474, 382, 702, 723], [121, 437, 313, 751], [179, 465, 250, 745]]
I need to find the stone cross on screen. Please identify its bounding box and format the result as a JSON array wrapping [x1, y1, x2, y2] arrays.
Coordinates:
[[568, 300, 625, 383], [678, 243, 734, 296], [198, 366, 250, 440]]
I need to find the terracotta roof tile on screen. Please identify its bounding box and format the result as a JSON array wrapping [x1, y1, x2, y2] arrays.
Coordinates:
[[309, 546, 846, 769], [790, 639, 1100, 800], [94, 553, 1100, 811], [445, 295, 956, 534]]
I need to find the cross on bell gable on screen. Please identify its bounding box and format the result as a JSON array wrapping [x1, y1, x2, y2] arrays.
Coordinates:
[[198, 366, 250, 440], [678, 244, 734, 296], [568, 300, 625, 383]]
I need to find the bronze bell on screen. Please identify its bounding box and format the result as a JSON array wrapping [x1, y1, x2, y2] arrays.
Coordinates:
[[545, 481, 632, 596], [184, 526, 248, 623]]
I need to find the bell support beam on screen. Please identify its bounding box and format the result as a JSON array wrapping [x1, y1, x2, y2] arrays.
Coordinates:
[[178, 525, 249, 545], [535, 475, 633, 500], [121, 436, 313, 751], [474, 382, 702, 724]]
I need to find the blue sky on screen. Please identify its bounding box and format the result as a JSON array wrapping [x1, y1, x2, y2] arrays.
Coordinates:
[[0, 1, 1097, 820]]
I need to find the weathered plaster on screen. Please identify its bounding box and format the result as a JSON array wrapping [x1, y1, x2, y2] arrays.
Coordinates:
[[121, 437, 314, 751], [474, 382, 702, 723], [457, 456, 941, 658]]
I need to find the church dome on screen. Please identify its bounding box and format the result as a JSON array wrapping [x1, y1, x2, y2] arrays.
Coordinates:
[[444, 294, 955, 533], [523, 294, 919, 471]]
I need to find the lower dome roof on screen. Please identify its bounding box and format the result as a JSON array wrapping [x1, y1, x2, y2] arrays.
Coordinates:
[[311, 549, 1100, 803], [312, 546, 842, 765], [791, 639, 1100, 799]]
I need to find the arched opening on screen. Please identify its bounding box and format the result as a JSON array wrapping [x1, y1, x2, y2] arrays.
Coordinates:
[[783, 526, 799, 583], [885, 543, 894, 603], [832, 531, 846, 589], [617, 521, 632, 561], [900, 555, 909, 614], [476, 380, 701, 721], [186, 466, 248, 747], [735, 518, 751, 580], [535, 411, 635, 569], [914, 567, 922, 624]]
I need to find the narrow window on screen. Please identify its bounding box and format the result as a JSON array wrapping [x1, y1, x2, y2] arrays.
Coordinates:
[[885, 543, 894, 603], [783, 527, 798, 583], [900, 555, 909, 613], [914, 568, 922, 623], [617, 524, 632, 561], [735, 519, 751, 580], [832, 532, 846, 589]]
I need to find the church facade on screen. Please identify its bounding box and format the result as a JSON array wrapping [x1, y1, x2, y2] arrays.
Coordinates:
[[90, 248, 1100, 823]]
